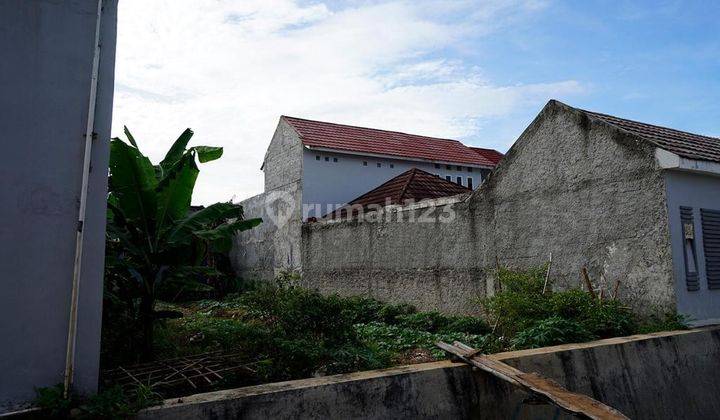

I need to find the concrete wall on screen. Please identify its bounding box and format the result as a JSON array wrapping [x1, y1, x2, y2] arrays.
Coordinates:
[[137, 327, 720, 420], [0, 0, 117, 412], [302, 149, 487, 218], [302, 100, 674, 315], [665, 170, 720, 322], [232, 119, 303, 279]]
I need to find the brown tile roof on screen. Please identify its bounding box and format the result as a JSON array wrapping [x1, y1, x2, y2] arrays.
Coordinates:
[[580, 107, 720, 163], [282, 116, 496, 167], [470, 147, 504, 165], [323, 168, 470, 219]]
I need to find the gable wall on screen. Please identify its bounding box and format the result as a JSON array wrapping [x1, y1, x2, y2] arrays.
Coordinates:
[[301, 101, 674, 315], [231, 119, 304, 280]]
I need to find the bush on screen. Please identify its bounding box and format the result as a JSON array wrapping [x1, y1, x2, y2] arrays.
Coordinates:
[[34, 384, 160, 419], [396, 311, 450, 332], [377, 302, 417, 324], [483, 266, 640, 343], [511, 316, 596, 349], [637, 312, 689, 334], [444, 316, 491, 335]]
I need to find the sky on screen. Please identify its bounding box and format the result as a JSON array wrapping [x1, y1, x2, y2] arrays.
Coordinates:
[[111, 0, 720, 204]]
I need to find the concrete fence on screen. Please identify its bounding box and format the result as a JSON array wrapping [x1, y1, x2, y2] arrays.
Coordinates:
[[138, 326, 720, 420]]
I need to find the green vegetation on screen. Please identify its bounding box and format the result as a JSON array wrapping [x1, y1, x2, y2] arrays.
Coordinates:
[[482, 266, 688, 349], [34, 384, 160, 419], [96, 261, 688, 416], [103, 127, 261, 361], [151, 281, 492, 383]]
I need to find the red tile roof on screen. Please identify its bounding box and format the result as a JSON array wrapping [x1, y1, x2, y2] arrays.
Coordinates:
[[580, 107, 720, 163], [323, 168, 470, 219], [470, 147, 504, 165], [282, 116, 496, 167]]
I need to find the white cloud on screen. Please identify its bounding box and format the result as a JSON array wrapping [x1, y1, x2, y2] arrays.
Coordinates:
[[112, 0, 584, 204]]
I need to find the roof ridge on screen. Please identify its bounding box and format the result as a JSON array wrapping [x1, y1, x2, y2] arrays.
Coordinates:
[[281, 115, 463, 143], [397, 168, 418, 202]]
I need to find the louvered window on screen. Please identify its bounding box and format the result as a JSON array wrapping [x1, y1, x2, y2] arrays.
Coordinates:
[[681, 207, 699, 291], [701, 209, 720, 290]]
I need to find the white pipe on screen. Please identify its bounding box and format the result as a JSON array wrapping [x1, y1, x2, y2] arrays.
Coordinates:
[[63, 0, 104, 398]]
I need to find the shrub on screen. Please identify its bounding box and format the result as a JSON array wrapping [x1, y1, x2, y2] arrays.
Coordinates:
[[637, 312, 689, 334], [511, 316, 595, 349], [443, 316, 491, 335], [396, 311, 450, 332], [377, 302, 417, 323], [483, 266, 640, 343], [34, 384, 160, 419]]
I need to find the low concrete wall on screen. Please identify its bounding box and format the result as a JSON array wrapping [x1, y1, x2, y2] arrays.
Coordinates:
[[137, 326, 720, 420]]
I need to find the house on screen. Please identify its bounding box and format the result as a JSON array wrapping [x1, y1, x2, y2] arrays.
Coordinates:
[[323, 168, 471, 219], [234, 117, 502, 280], [265, 116, 500, 219], [299, 100, 720, 323]]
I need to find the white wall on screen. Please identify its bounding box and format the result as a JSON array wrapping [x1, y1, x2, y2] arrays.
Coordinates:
[[301, 149, 488, 218]]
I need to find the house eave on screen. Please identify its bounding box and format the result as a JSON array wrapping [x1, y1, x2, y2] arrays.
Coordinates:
[[303, 145, 495, 169], [655, 148, 720, 177]]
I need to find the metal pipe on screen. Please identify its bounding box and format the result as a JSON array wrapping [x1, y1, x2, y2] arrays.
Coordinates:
[[63, 0, 104, 398]]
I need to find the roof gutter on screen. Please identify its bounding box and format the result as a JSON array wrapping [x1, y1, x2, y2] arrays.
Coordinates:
[[304, 145, 495, 169], [655, 148, 720, 177]]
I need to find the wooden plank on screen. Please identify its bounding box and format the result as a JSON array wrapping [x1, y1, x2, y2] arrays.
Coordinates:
[[436, 341, 629, 420]]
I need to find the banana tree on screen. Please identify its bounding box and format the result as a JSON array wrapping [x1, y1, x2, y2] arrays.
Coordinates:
[[105, 127, 261, 358]]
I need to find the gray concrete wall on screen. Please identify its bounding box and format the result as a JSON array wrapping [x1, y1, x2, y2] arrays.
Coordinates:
[[232, 119, 303, 280], [664, 170, 720, 321], [137, 327, 720, 420], [302, 100, 674, 315], [302, 149, 487, 218], [0, 0, 117, 412]]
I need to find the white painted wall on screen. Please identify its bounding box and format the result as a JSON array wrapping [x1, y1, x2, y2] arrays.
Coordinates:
[[301, 149, 489, 218]]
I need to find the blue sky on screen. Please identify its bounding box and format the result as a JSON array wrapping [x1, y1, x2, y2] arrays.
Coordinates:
[[113, 0, 720, 203], [460, 0, 720, 140]]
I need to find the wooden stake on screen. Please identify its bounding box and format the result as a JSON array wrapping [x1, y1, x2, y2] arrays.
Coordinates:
[[542, 252, 553, 294], [612, 279, 621, 299], [581, 267, 597, 299]]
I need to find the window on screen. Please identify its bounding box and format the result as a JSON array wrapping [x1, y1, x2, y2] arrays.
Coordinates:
[[456, 176, 462, 185], [467, 167, 473, 173], [445, 175, 452, 182], [434, 174, 440, 178], [681, 207, 699, 291], [457, 166, 462, 171], [324, 157, 329, 162], [701, 208, 720, 290], [316, 155, 320, 161], [390, 163, 394, 168], [446, 165, 452, 170], [377, 163, 381, 168], [333, 157, 338, 162], [363, 161, 368, 166], [467, 177, 473, 189], [434, 163, 440, 169]]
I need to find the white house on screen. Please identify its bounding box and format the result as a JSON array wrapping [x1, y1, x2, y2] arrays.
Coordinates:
[[263, 116, 502, 219], [234, 116, 502, 279]]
